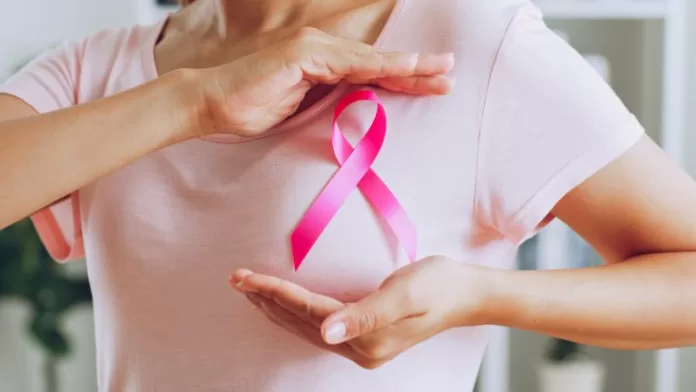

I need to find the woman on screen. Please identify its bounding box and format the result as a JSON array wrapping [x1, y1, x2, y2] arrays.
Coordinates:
[[1, 0, 695, 390]]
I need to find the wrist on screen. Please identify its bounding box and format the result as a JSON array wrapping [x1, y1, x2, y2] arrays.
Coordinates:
[[469, 267, 522, 327], [152, 68, 209, 143]]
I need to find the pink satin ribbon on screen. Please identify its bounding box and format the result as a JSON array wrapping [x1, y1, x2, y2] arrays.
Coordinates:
[[291, 90, 418, 270]]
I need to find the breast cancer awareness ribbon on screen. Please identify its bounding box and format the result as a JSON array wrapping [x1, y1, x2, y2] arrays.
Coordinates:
[[290, 90, 418, 270]]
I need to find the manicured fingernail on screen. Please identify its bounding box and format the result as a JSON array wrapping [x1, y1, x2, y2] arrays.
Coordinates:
[[228, 275, 242, 288], [324, 322, 346, 344], [408, 53, 419, 66], [439, 52, 456, 69], [228, 276, 240, 290], [229, 269, 254, 290]]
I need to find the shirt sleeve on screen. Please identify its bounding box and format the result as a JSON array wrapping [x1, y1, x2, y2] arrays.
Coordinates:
[[474, 4, 644, 244], [0, 41, 86, 262]]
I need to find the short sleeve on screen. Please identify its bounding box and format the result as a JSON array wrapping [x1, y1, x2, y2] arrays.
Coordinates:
[[474, 4, 644, 244], [0, 42, 85, 262]]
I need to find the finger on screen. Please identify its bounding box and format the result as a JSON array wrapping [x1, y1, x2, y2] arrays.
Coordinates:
[[247, 293, 303, 335], [357, 51, 455, 78], [339, 52, 455, 84], [320, 284, 421, 345], [412, 52, 456, 75], [246, 293, 285, 327], [250, 294, 359, 359], [374, 75, 456, 95], [349, 314, 438, 359], [229, 269, 254, 292], [299, 39, 454, 84], [289, 28, 454, 79], [230, 270, 345, 325]]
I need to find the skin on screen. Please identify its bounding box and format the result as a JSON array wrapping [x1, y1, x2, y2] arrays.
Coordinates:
[[0, 0, 454, 229], [233, 134, 696, 369], [1, 0, 695, 373], [223, 0, 696, 370]]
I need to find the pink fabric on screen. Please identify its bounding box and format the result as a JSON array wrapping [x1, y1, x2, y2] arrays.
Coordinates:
[[0, 0, 644, 391], [291, 89, 417, 269]]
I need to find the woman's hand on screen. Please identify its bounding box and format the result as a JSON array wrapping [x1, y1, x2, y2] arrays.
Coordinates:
[[186, 27, 455, 137], [230, 257, 496, 369]]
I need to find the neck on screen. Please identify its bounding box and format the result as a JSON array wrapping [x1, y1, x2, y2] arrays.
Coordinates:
[[181, 0, 387, 37], [158, 0, 394, 73], [217, 0, 317, 32]]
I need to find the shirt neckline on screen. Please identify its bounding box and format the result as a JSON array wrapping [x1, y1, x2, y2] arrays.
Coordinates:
[[141, 0, 407, 144]]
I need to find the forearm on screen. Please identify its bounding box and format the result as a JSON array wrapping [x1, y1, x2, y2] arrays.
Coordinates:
[[0, 70, 197, 229], [481, 252, 696, 349]]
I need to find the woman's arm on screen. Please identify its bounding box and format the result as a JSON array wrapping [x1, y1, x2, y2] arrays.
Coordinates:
[[0, 28, 454, 231], [223, 136, 696, 368], [485, 135, 696, 349], [0, 71, 194, 230]]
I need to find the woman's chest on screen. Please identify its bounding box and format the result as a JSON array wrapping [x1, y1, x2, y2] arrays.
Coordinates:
[[80, 91, 495, 297]]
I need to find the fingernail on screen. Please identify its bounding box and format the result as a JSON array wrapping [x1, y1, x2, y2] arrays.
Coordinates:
[[229, 269, 253, 291], [324, 322, 346, 344], [229, 277, 244, 291], [408, 53, 419, 66]]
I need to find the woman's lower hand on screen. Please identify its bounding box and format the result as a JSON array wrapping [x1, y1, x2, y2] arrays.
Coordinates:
[[230, 256, 497, 369], [177, 27, 454, 138]]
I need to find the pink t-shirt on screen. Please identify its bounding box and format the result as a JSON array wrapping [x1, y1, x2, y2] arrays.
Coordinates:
[[1, 0, 644, 391]]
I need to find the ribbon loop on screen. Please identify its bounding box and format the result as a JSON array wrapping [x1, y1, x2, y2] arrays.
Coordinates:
[[291, 90, 418, 270]]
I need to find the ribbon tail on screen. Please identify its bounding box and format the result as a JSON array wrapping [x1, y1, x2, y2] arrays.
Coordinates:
[[331, 90, 417, 262], [291, 149, 377, 270], [358, 170, 418, 262], [291, 186, 347, 270]]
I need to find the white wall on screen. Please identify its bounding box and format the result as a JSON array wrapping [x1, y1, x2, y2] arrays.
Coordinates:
[[0, 0, 135, 80], [684, 0, 696, 175]]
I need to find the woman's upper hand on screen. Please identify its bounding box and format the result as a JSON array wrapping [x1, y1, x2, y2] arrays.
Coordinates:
[[186, 27, 455, 137], [230, 256, 496, 369]]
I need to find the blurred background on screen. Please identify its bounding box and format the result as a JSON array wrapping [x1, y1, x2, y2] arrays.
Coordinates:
[[0, 0, 694, 391]]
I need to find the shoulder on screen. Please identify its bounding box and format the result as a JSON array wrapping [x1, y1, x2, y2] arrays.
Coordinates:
[[391, 0, 542, 91], [1, 21, 164, 110], [75, 21, 165, 102], [395, 0, 536, 48]]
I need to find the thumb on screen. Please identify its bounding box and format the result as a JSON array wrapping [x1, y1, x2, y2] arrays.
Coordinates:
[[321, 285, 407, 345]]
